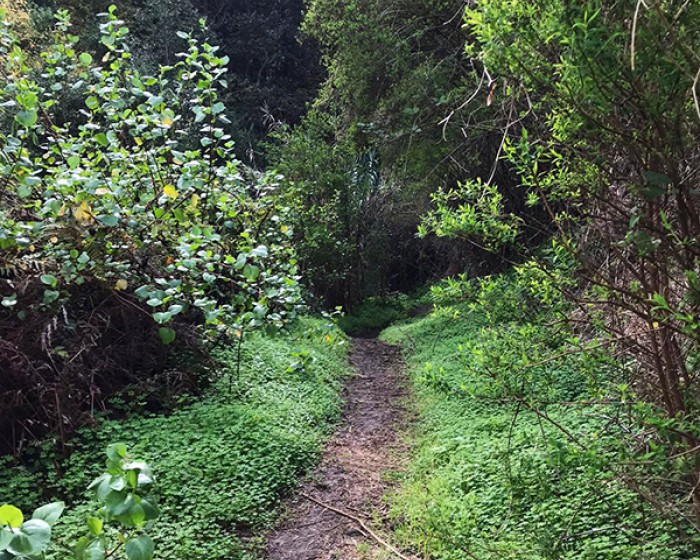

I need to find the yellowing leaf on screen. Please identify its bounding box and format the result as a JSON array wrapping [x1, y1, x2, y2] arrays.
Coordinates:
[[0, 504, 23, 528], [162, 116, 173, 127], [95, 187, 111, 195], [49, 236, 58, 244], [29, 244, 35, 252], [57, 204, 67, 217], [163, 184, 178, 199], [73, 201, 95, 224], [134, 137, 143, 146], [114, 279, 128, 291], [190, 194, 200, 209]]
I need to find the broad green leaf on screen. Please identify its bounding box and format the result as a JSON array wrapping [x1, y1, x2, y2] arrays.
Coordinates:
[[153, 312, 172, 324], [109, 475, 127, 492], [40, 274, 58, 288], [31, 502, 64, 527], [106, 443, 127, 462], [15, 109, 37, 128], [125, 535, 154, 560], [125, 468, 138, 488], [134, 285, 152, 299], [7, 519, 51, 555], [87, 474, 111, 500], [158, 327, 176, 345], [85, 539, 105, 560], [98, 215, 119, 227], [0, 528, 13, 550], [85, 96, 99, 110], [243, 264, 260, 282], [104, 491, 131, 516], [87, 517, 103, 537], [140, 498, 159, 521], [251, 245, 268, 258], [79, 52, 93, 65]]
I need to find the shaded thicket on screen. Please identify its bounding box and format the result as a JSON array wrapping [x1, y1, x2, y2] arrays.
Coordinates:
[[419, 0, 700, 536], [269, 0, 518, 307], [0, 284, 199, 456]]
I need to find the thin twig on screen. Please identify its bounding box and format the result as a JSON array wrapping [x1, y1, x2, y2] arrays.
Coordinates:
[[301, 493, 418, 560], [692, 66, 700, 122]]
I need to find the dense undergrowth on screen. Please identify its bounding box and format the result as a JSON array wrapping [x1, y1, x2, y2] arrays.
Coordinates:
[[381, 275, 699, 560], [337, 290, 430, 336], [0, 317, 347, 560]]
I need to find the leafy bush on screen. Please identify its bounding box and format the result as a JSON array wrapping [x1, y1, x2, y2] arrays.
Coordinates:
[[1, 444, 157, 560], [419, 0, 700, 530], [382, 274, 699, 560], [0, 7, 301, 335], [0, 7, 302, 452]]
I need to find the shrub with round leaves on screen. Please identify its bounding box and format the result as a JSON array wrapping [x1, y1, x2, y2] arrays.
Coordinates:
[[0, 502, 65, 560], [0, 444, 158, 560], [0, 7, 302, 344]]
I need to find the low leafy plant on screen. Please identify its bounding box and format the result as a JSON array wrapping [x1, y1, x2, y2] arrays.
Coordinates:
[[1, 444, 157, 560], [0, 502, 65, 560], [77, 443, 158, 560]]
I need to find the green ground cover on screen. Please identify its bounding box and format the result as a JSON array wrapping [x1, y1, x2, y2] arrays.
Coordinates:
[[1, 317, 348, 560], [381, 278, 697, 560]]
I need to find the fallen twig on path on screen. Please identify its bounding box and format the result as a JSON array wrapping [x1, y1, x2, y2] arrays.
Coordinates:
[[300, 492, 417, 560]]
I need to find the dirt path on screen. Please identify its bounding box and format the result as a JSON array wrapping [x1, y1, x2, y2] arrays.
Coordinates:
[[266, 337, 411, 560]]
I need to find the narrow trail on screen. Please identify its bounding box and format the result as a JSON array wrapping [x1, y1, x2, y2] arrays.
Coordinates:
[[266, 337, 412, 560]]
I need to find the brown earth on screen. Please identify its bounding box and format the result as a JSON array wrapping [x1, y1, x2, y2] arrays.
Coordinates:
[[265, 337, 414, 560]]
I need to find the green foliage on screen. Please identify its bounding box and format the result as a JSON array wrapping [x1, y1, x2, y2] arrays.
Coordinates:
[[420, 0, 700, 531], [1, 445, 157, 560], [382, 274, 699, 560], [0, 7, 302, 340], [267, 108, 366, 306], [0, 501, 63, 560], [336, 291, 429, 335], [303, 0, 482, 191], [1, 317, 348, 560], [277, 0, 495, 301], [420, 179, 522, 249]]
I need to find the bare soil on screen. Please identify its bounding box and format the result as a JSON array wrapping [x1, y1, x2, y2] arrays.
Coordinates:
[[265, 337, 412, 560]]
